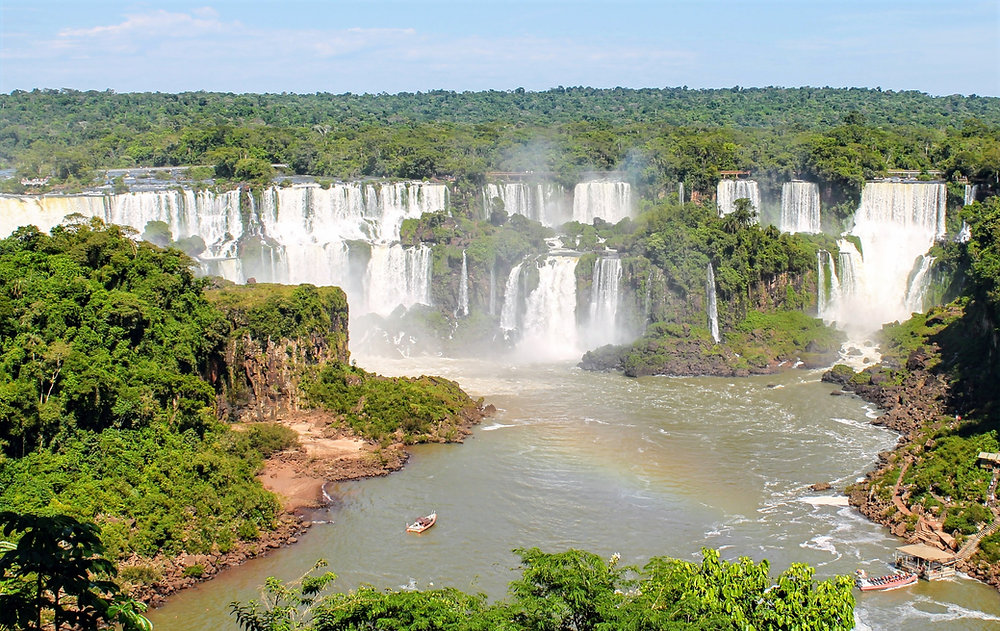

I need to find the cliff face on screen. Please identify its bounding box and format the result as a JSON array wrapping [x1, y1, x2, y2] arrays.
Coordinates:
[[204, 283, 350, 423]]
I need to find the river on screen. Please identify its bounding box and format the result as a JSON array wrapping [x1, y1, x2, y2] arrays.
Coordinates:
[[149, 356, 1000, 630]]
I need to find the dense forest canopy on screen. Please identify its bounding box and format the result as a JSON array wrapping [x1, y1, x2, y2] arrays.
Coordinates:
[[3, 87, 999, 200], [4, 86, 999, 131]]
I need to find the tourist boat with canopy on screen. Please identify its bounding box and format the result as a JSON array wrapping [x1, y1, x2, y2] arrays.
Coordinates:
[[854, 569, 918, 592]]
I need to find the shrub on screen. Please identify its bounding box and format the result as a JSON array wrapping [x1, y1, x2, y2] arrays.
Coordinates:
[[246, 423, 299, 457], [182, 564, 206, 578]]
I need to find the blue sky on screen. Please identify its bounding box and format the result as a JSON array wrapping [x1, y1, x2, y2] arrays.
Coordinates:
[[2, 1, 997, 96]]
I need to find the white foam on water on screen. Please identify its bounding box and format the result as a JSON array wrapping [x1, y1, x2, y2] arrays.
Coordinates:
[[831, 416, 872, 430], [799, 534, 841, 559], [901, 595, 1000, 623], [480, 423, 516, 432], [799, 495, 850, 506]]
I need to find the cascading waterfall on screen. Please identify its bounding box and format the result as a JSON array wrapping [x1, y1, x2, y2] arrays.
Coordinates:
[[716, 180, 761, 217], [678, 182, 685, 204], [572, 181, 632, 224], [0, 181, 447, 319], [0, 189, 245, 259], [706, 262, 720, 343], [816, 250, 840, 321], [483, 183, 532, 222], [820, 182, 946, 332], [518, 256, 581, 360], [585, 256, 623, 348], [458, 250, 469, 317], [779, 182, 821, 234], [481, 182, 567, 227], [836, 239, 862, 301], [904, 255, 936, 314], [958, 184, 979, 243], [499, 263, 524, 333], [365, 244, 432, 316]]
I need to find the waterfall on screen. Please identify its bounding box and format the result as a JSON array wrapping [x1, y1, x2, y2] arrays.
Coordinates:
[[716, 180, 761, 217], [816, 250, 840, 321], [365, 244, 432, 316], [678, 182, 685, 204], [519, 256, 580, 360], [458, 250, 469, 316], [965, 184, 979, 206], [482, 182, 568, 226], [904, 255, 936, 314], [779, 182, 821, 233], [706, 262, 720, 343], [499, 263, 524, 332], [0, 190, 245, 259], [0, 181, 449, 321], [836, 240, 861, 301], [572, 181, 632, 224], [958, 184, 979, 243], [821, 182, 946, 332], [585, 256, 623, 348]]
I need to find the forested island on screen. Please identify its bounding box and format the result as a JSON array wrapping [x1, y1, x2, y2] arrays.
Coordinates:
[[1, 86, 1000, 629]]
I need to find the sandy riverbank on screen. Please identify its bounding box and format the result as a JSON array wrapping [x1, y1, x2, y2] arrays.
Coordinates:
[[258, 410, 409, 512]]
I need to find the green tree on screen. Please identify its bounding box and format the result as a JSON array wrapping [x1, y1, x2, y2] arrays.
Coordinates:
[[230, 560, 336, 631], [0, 512, 151, 631]]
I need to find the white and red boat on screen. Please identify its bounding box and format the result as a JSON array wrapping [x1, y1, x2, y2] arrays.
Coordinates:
[[406, 513, 437, 533], [855, 569, 918, 591]]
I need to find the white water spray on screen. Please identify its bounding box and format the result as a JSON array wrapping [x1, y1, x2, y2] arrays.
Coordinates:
[[518, 256, 580, 360], [819, 182, 946, 333]]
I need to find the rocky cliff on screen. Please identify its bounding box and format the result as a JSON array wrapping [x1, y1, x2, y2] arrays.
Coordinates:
[[204, 283, 350, 423]]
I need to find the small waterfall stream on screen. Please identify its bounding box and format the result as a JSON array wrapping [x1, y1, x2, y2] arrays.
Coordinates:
[[716, 180, 761, 217], [459, 250, 469, 317], [706, 262, 720, 343]]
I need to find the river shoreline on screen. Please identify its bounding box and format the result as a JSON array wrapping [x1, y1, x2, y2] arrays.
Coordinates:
[[825, 354, 1000, 592], [138, 405, 490, 608]]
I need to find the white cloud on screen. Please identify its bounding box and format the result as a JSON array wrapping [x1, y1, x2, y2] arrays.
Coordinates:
[[57, 9, 230, 40]]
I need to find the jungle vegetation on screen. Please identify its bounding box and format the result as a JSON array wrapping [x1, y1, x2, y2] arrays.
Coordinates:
[[0, 221, 484, 567], [2, 88, 998, 203]]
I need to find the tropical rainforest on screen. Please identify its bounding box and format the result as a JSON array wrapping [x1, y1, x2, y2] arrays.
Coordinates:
[[2, 87, 998, 205]]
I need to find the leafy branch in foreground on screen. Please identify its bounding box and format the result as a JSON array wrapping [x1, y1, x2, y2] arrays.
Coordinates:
[[0, 511, 152, 631], [235, 548, 855, 631], [230, 560, 336, 631]]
